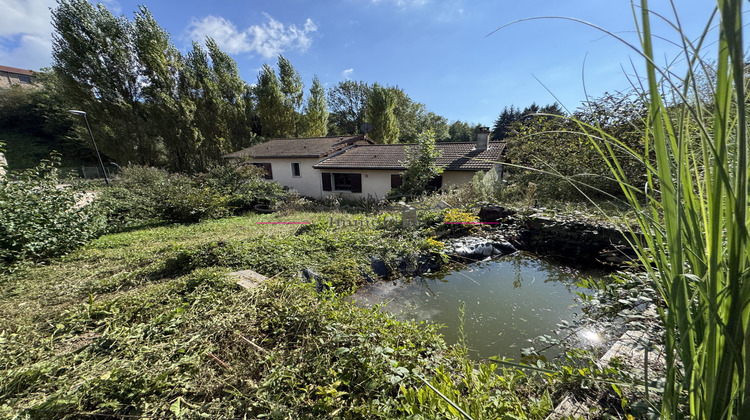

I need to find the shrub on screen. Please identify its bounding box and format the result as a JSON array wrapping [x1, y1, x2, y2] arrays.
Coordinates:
[[0, 152, 106, 265], [99, 165, 289, 229]]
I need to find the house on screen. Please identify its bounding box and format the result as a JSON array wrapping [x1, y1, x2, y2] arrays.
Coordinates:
[[222, 128, 505, 199], [222, 135, 374, 196], [0, 65, 36, 89]]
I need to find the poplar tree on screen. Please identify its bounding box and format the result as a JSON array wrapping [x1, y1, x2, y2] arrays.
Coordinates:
[[52, 0, 159, 165], [255, 64, 286, 138], [278, 55, 303, 136], [302, 75, 329, 137], [366, 84, 399, 144]]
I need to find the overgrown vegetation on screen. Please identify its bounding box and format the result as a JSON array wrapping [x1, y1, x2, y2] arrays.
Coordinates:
[[0, 150, 106, 264], [577, 0, 750, 417], [0, 211, 559, 418]]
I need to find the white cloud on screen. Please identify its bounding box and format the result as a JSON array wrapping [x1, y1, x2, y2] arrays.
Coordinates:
[[342, 68, 354, 79], [0, 0, 56, 69], [369, 0, 430, 7], [187, 13, 317, 58]]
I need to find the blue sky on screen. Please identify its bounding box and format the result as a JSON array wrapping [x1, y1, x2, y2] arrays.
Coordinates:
[[1, 0, 724, 125]]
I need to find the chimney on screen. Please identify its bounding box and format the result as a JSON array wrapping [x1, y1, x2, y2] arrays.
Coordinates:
[[476, 127, 490, 151]]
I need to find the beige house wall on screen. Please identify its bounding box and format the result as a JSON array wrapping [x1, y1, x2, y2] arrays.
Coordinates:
[[320, 169, 397, 200], [227, 157, 500, 199], [241, 157, 322, 197], [442, 171, 477, 189]]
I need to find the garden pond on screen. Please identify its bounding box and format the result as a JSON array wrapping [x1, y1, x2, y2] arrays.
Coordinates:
[[352, 252, 611, 360]]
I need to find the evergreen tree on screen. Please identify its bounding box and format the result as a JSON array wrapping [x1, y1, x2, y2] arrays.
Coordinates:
[[491, 106, 522, 141]]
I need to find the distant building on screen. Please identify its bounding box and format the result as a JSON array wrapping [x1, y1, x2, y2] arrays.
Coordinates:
[[223, 128, 505, 199], [0, 65, 37, 89]]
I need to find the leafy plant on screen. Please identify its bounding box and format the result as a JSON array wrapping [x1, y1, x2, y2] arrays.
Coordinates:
[[391, 129, 444, 197], [0, 151, 106, 265]]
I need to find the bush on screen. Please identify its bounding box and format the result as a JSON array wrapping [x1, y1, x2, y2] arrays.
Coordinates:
[[99, 165, 289, 229], [0, 152, 106, 264]]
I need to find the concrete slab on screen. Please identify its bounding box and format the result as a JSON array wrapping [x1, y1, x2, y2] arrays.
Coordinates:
[[228, 269, 269, 289]]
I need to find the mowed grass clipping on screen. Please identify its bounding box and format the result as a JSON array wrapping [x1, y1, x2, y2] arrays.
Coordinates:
[[0, 211, 484, 418]]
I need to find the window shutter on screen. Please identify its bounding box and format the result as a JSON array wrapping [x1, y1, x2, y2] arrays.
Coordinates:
[[390, 174, 403, 188], [322, 173, 332, 191], [350, 174, 362, 193]]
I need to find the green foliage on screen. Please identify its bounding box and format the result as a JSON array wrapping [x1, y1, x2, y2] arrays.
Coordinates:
[[392, 130, 444, 196], [0, 152, 106, 264], [501, 99, 644, 203], [576, 1, 750, 417], [366, 84, 401, 144], [255, 63, 287, 138], [51, 0, 255, 172], [448, 120, 475, 142], [99, 165, 287, 228], [302, 75, 329, 137], [401, 362, 552, 419], [327, 79, 371, 135], [278, 54, 304, 135]]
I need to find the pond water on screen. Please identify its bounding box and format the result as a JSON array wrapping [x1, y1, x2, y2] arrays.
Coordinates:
[[352, 253, 609, 360]]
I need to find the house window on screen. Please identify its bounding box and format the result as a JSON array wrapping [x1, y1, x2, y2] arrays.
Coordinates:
[[390, 174, 402, 189], [291, 162, 301, 177], [333, 173, 352, 191], [17, 75, 31, 84], [250, 162, 273, 180], [321, 172, 362, 193]]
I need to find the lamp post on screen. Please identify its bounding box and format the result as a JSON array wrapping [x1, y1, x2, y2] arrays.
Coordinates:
[[68, 110, 109, 185]]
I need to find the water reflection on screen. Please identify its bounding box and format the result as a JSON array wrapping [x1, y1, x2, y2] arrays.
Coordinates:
[[352, 252, 607, 359]]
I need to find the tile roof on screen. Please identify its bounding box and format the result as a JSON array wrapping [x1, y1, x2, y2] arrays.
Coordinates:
[[313, 142, 505, 171], [0, 65, 34, 76], [222, 136, 372, 159]]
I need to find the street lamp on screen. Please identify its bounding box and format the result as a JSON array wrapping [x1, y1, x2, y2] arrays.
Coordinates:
[[68, 110, 109, 185]]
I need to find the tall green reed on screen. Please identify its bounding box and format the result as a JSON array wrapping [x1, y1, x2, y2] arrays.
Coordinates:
[[576, 1, 749, 417]]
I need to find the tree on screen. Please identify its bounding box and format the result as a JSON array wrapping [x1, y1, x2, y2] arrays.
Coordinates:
[[491, 106, 522, 141], [278, 55, 303, 136], [52, 0, 159, 165], [327, 80, 371, 135], [392, 129, 443, 196], [448, 120, 474, 142], [51, 0, 256, 172], [418, 112, 450, 142], [302, 75, 328, 137], [389, 86, 425, 143], [365, 84, 399, 144], [255, 64, 287, 138]]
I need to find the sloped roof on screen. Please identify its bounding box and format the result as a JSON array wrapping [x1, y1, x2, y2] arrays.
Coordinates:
[[222, 136, 372, 159], [0, 65, 34, 76], [313, 142, 505, 171]]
